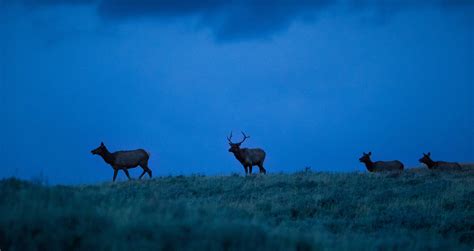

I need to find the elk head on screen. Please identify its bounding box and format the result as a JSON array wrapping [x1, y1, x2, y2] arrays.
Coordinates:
[[419, 152, 432, 164], [359, 152, 372, 163], [91, 142, 107, 155], [227, 131, 250, 154]]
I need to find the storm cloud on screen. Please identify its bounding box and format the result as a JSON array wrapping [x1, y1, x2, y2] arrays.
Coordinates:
[[96, 0, 332, 40], [5, 0, 473, 40]]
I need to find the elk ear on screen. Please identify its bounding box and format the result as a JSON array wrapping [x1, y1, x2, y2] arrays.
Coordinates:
[[368, 152, 372, 156], [101, 142, 104, 146], [427, 152, 431, 156]]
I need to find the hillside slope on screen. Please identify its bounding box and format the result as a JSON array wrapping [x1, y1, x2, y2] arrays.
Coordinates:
[[1, 168, 473, 250]]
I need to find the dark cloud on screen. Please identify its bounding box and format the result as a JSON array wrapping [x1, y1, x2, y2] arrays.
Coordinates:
[[95, 0, 332, 40], [5, 0, 97, 7], [97, 0, 226, 17], [5, 0, 473, 40]]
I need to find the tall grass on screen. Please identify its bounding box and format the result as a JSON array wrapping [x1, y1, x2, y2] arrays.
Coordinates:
[[1, 168, 473, 250]]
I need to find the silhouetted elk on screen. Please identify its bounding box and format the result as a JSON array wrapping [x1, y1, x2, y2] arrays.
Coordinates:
[[227, 131, 266, 174], [419, 152, 461, 169], [359, 152, 404, 172], [91, 142, 152, 182]]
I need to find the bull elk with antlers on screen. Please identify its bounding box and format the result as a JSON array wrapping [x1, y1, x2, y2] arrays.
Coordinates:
[[227, 131, 267, 174]]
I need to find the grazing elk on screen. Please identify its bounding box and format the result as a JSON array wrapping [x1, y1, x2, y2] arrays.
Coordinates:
[[359, 152, 404, 172], [227, 131, 267, 174], [91, 142, 152, 182], [419, 152, 461, 169]]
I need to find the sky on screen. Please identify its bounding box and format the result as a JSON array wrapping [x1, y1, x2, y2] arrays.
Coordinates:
[[1, 0, 473, 184]]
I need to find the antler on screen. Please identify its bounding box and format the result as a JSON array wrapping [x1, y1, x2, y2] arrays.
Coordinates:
[[237, 131, 250, 144], [227, 131, 250, 144], [227, 131, 233, 143]]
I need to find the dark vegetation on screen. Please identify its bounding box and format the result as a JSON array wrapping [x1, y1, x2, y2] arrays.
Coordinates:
[[1, 168, 473, 250]]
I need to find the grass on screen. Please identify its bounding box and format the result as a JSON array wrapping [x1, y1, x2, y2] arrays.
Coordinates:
[[1, 168, 473, 250]]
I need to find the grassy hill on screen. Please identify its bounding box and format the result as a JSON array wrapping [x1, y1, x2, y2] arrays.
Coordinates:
[[1, 168, 473, 250]]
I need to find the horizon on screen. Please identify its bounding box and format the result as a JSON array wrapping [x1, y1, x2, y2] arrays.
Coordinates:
[[1, 1, 473, 184]]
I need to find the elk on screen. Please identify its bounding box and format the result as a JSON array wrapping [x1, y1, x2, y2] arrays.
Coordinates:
[[359, 152, 404, 172], [418, 152, 461, 169], [91, 142, 152, 182], [227, 131, 266, 174]]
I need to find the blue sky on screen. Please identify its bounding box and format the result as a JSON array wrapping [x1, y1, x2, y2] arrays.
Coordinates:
[[1, 1, 473, 184]]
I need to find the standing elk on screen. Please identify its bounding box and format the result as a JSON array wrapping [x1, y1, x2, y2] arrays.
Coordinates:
[[419, 152, 461, 169], [359, 152, 404, 172], [227, 131, 267, 174], [91, 142, 152, 182]]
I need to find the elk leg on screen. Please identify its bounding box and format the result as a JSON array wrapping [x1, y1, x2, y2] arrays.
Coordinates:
[[123, 169, 132, 180], [113, 169, 118, 182], [140, 163, 153, 178], [139, 170, 147, 179], [249, 165, 253, 174], [138, 164, 147, 179], [144, 164, 152, 178], [258, 163, 267, 174], [244, 166, 248, 175]]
